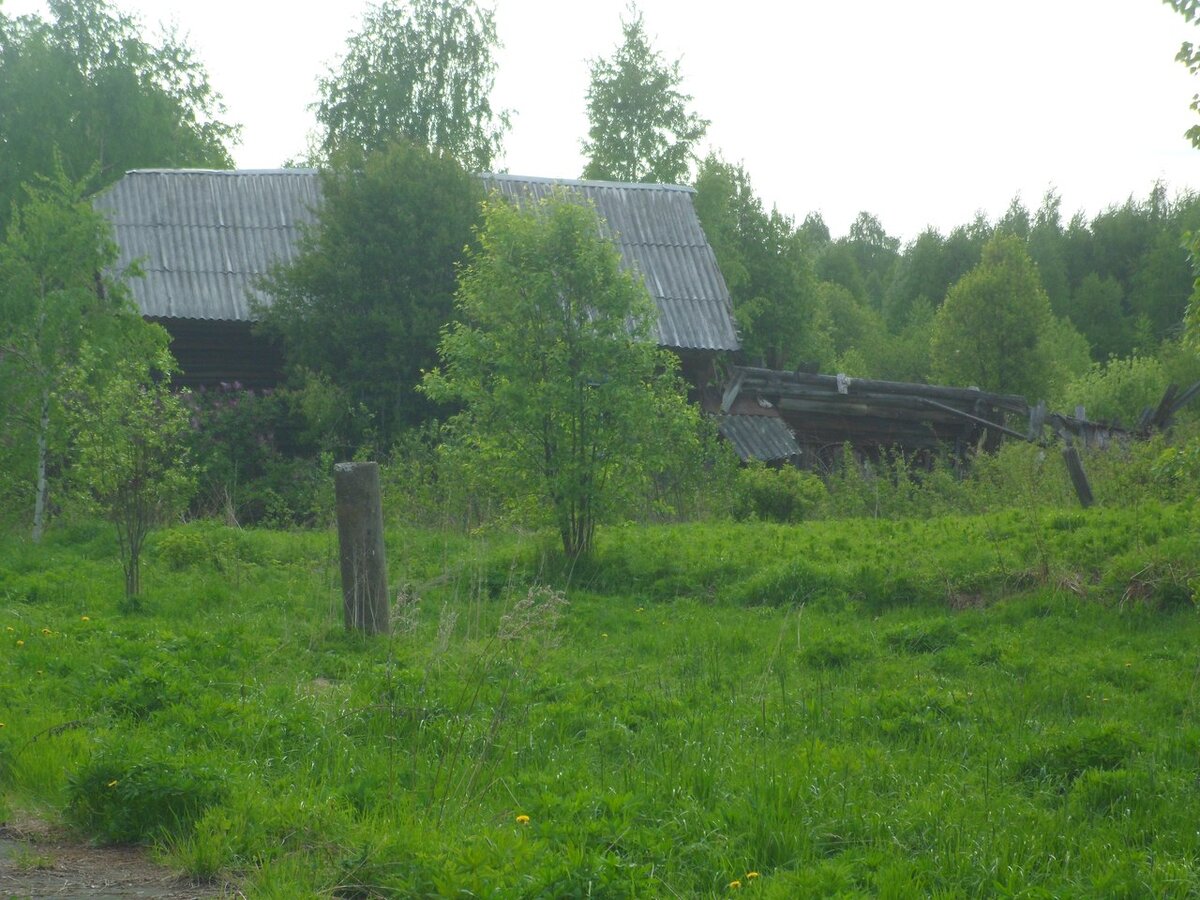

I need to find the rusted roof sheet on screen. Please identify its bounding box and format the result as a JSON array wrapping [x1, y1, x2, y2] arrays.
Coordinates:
[[93, 169, 320, 321], [716, 414, 800, 462], [482, 174, 739, 351], [94, 169, 741, 352]]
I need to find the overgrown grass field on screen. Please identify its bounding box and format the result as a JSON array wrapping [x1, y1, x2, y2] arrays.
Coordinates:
[[2, 503, 1200, 896]]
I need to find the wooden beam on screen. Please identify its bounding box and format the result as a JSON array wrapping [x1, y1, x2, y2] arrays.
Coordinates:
[[720, 370, 745, 413], [918, 398, 1031, 442]]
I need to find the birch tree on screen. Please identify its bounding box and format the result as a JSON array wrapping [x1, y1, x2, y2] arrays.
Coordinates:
[[0, 167, 132, 540]]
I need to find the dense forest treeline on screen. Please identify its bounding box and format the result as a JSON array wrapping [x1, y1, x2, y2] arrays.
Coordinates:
[[695, 163, 1200, 413]]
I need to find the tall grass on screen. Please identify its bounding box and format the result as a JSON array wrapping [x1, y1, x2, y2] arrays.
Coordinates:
[[1, 498, 1198, 895]]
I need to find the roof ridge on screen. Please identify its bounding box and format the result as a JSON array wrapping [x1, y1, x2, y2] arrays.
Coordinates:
[[482, 172, 696, 194], [125, 168, 318, 176]]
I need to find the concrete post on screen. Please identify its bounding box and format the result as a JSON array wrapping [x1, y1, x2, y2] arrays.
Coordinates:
[[334, 462, 390, 634]]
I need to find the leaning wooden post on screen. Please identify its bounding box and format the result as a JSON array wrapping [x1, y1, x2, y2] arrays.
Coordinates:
[[334, 462, 390, 634], [1058, 436, 1095, 509]]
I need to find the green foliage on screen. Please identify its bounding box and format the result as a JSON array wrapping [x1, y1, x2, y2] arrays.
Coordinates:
[[733, 462, 825, 523], [60, 325, 195, 598], [3, 503, 1200, 894], [67, 735, 225, 844], [931, 233, 1056, 398], [0, 0, 234, 230], [581, 8, 708, 183], [1065, 355, 1169, 426], [314, 0, 506, 170], [0, 164, 135, 539], [1042, 314, 1094, 403], [258, 141, 482, 449], [425, 190, 703, 557], [693, 154, 824, 368], [182, 382, 332, 526], [1070, 273, 1131, 360], [1015, 723, 1142, 785]]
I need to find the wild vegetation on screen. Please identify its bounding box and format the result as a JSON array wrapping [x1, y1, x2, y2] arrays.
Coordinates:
[[2, 462, 1199, 894], [3, 0, 1200, 894]]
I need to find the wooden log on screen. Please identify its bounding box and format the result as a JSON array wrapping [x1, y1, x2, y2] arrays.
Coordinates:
[[1061, 444, 1094, 509], [1146, 383, 1180, 432], [918, 398, 1032, 442], [776, 397, 971, 425], [334, 462, 390, 635], [729, 365, 1029, 411], [1027, 401, 1046, 442]]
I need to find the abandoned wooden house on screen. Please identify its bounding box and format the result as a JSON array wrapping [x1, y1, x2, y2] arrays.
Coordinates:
[[716, 366, 1031, 470], [93, 168, 798, 462]]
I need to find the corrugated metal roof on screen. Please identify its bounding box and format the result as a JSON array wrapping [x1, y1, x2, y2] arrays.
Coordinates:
[[93, 168, 740, 352], [483, 174, 739, 351], [717, 414, 800, 462], [93, 169, 321, 321]]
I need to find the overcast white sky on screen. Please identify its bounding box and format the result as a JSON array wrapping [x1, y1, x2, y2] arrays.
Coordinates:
[[3, 0, 1198, 242]]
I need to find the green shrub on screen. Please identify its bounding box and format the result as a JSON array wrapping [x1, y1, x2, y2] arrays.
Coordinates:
[[183, 383, 332, 526], [1065, 355, 1167, 427], [733, 462, 826, 523], [66, 737, 226, 843]]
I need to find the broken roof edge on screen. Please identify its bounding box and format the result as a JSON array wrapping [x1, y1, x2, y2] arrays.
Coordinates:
[[482, 172, 697, 194], [728, 365, 1029, 412]]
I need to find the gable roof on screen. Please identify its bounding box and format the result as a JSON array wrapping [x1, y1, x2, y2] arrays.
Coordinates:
[[482, 174, 739, 351], [93, 168, 320, 322], [94, 168, 740, 353]]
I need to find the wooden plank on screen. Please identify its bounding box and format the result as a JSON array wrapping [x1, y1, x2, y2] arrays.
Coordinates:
[[720, 370, 745, 414], [1062, 444, 1094, 508], [1027, 401, 1046, 441]]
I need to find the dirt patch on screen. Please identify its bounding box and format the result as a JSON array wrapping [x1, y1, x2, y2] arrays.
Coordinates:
[[0, 815, 237, 899]]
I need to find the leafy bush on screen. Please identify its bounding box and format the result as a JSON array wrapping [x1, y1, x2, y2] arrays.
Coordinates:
[[733, 461, 825, 522], [67, 736, 226, 843], [1065, 355, 1168, 427], [183, 383, 332, 526]]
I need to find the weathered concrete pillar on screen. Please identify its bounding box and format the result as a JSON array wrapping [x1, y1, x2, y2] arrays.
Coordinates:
[[334, 462, 390, 634]]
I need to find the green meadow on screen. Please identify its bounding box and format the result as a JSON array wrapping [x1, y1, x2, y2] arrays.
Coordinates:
[[2, 501, 1199, 897]]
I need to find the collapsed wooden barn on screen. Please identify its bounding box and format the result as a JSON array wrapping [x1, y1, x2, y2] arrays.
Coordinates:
[[93, 167, 798, 461], [716, 366, 1031, 470]]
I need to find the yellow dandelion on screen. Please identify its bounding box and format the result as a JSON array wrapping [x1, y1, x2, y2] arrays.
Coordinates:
[[80, 616, 90, 622], [41, 628, 52, 636], [4, 626, 12, 632], [15, 640, 23, 647], [107, 780, 118, 788], [729, 880, 742, 890], [0, 723, 5, 728], [746, 871, 760, 880], [515, 814, 530, 825], [601, 633, 608, 639]]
